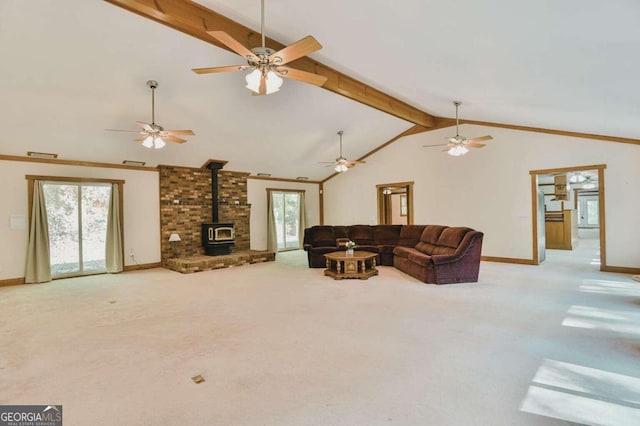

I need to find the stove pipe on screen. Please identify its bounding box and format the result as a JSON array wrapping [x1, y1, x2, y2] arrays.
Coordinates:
[[206, 161, 225, 223]]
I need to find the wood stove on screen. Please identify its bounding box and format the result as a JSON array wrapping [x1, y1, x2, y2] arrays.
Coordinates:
[[202, 160, 235, 256], [201, 223, 235, 255]]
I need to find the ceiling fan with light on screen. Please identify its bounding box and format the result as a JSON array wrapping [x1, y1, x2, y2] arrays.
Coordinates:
[[191, 0, 327, 95], [320, 131, 365, 173], [106, 80, 194, 149], [424, 101, 493, 156]]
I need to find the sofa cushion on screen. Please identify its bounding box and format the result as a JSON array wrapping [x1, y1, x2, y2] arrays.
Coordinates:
[[349, 225, 375, 245], [373, 225, 402, 245], [309, 226, 335, 242], [377, 245, 396, 255], [415, 225, 448, 255], [393, 245, 415, 258], [397, 225, 426, 247], [315, 240, 337, 248], [408, 251, 435, 268], [334, 225, 350, 239], [437, 227, 472, 248]]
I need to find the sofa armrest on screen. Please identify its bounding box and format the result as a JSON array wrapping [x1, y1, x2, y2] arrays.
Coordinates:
[[303, 244, 313, 251]]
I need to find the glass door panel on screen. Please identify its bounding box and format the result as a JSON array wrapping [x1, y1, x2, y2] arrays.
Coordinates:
[[578, 196, 599, 228], [43, 184, 80, 276], [81, 185, 111, 272], [283, 192, 300, 250]]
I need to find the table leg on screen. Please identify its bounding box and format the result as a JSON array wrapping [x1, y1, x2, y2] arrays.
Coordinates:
[[336, 260, 341, 274]]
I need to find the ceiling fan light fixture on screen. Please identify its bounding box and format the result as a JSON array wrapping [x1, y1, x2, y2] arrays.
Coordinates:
[[448, 145, 469, 156], [334, 163, 349, 173], [569, 172, 587, 183], [265, 71, 283, 94], [153, 137, 166, 149], [142, 136, 154, 148], [245, 69, 262, 93]]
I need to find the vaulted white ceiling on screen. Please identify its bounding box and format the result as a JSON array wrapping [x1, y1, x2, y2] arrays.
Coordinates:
[[1, 0, 638, 180]]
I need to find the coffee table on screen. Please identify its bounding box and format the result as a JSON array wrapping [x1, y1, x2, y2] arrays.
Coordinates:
[[323, 251, 378, 280]]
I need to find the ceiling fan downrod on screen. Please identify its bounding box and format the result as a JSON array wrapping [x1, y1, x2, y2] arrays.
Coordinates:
[[454, 100, 461, 137], [147, 80, 158, 125]]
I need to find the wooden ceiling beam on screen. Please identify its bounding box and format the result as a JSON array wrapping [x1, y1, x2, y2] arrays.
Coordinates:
[[104, 0, 436, 128]]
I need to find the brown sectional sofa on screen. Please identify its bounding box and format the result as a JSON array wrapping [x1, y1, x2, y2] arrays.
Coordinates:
[[303, 224, 483, 284]]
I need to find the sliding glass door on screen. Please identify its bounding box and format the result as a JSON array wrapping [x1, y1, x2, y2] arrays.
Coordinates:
[[270, 191, 303, 251], [43, 183, 112, 277]]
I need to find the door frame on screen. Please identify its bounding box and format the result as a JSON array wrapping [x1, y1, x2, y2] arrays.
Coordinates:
[[529, 164, 607, 270], [376, 181, 414, 225], [266, 188, 305, 252]]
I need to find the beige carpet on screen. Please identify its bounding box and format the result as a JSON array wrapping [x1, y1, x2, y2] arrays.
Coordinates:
[[1, 241, 639, 425]]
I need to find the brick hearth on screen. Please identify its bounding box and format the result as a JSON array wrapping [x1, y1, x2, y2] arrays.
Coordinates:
[[164, 251, 276, 274]]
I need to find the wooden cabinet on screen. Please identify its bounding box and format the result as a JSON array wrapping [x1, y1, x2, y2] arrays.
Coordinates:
[[545, 210, 574, 250], [554, 175, 569, 201]]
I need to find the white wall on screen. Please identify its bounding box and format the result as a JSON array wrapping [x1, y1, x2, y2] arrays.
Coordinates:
[[0, 159, 160, 280], [323, 125, 640, 268], [247, 179, 320, 251]]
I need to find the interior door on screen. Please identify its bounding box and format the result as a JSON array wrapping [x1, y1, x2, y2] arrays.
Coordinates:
[[537, 189, 546, 263]]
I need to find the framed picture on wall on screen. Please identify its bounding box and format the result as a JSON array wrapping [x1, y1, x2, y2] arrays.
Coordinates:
[[400, 194, 407, 216]]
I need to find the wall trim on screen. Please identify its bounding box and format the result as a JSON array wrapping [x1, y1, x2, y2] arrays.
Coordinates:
[[0, 277, 26, 287], [124, 262, 162, 271], [481, 256, 537, 265], [248, 176, 322, 184], [0, 154, 158, 172], [601, 265, 640, 275], [1, 265, 162, 286]]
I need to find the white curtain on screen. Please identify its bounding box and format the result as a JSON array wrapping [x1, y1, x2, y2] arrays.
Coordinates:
[[105, 183, 124, 273], [297, 192, 306, 248], [267, 191, 278, 252], [25, 181, 51, 283]]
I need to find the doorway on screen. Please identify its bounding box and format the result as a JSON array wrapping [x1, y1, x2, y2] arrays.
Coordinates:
[[376, 181, 414, 225], [42, 182, 112, 277], [530, 165, 606, 270], [268, 189, 305, 251]]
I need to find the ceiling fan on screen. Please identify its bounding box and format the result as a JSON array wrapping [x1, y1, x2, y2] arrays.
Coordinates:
[[106, 80, 194, 149], [320, 131, 365, 173], [424, 101, 493, 156], [191, 0, 327, 95]]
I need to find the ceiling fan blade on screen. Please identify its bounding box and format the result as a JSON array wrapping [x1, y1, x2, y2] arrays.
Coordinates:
[[133, 135, 148, 142], [163, 135, 187, 144], [272, 35, 322, 65], [467, 135, 493, 144], [192, 65, 249, 74], [352, 160, 366, 164], [423, 144, 448, 148], [206, 31, 257, 61], [135, 121, 154, 132], [165, 130, 195, 136], [105, 129, 140, 132], [466, 143, 486, 148], [277, 66, 327, 86]]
